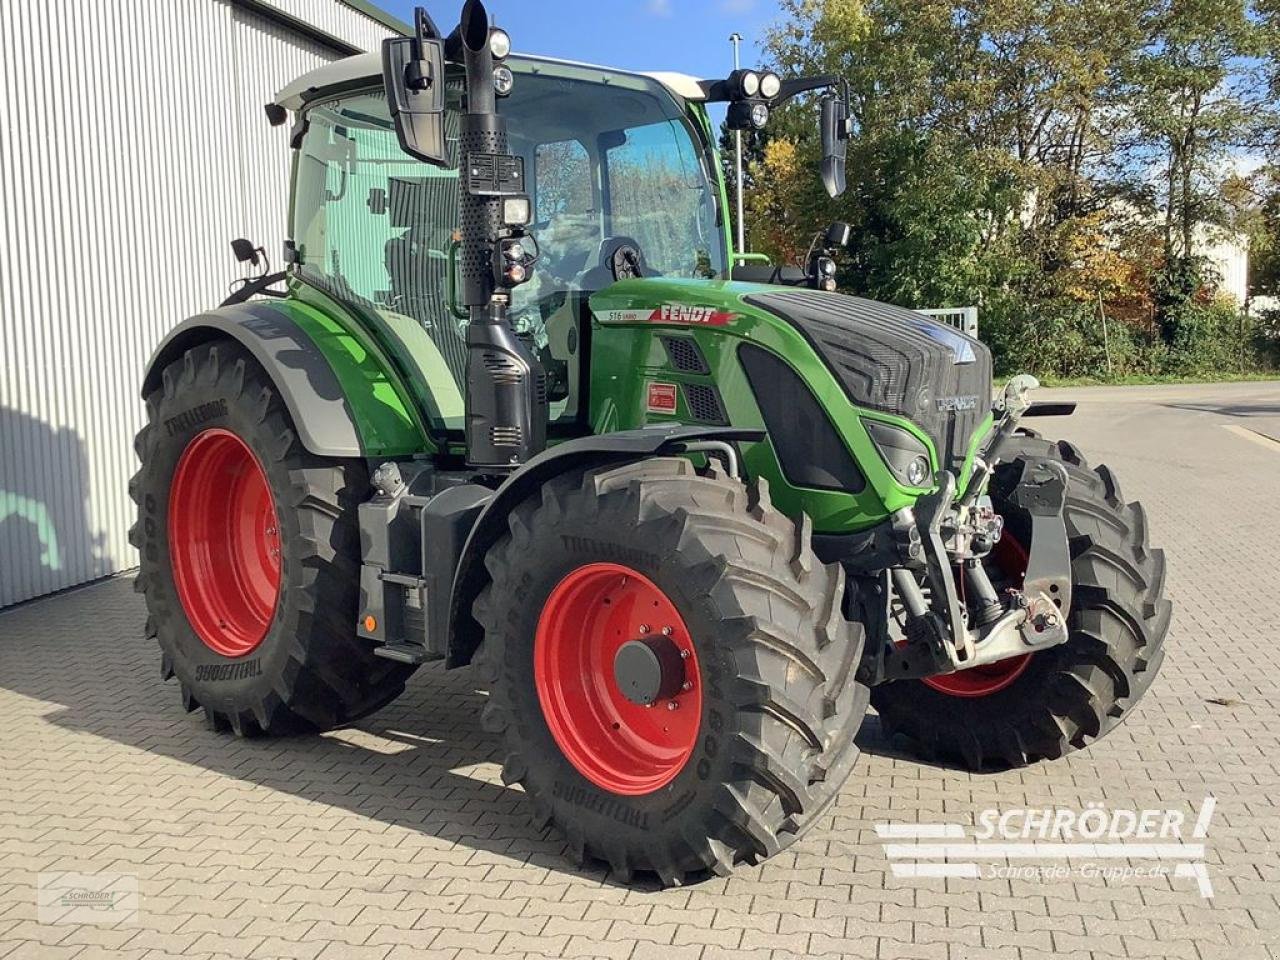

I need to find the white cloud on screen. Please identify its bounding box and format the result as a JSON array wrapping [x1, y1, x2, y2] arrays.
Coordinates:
[[646, 0, 673, 15]]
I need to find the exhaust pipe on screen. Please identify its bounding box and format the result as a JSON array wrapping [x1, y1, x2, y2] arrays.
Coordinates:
[[456, 0, 547, 469]]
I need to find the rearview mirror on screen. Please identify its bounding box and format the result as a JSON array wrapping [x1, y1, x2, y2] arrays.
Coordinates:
[[820, 94, 849, 198], [382, 34, 449, 167], [230, 238, 260, 266]]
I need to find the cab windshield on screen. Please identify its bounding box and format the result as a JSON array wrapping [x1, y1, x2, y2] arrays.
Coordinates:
[[508, 61, 725, 290], [290, 57, 725, 429]]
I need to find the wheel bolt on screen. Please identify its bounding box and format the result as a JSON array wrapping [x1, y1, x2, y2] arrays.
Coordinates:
[[638, 624, 650, 634], [680, 649, 690, 659], [667, 700, 678, 711], [681, 680, 692, 691], [661, 626, 673, 636]]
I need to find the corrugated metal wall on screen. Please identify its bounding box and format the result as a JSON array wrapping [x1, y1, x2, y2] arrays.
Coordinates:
[[0, 0, 395, 607]]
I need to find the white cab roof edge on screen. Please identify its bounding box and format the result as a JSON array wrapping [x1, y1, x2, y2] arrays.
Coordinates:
[[275, 53, 381, 111], [274, 52, 707, 111], [641, 72, 708, 101]]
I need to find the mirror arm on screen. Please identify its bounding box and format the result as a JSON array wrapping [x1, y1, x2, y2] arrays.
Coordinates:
[[699, 73, 843, 106], [772, 74, 842, 105], [414, 6, 442, 40]]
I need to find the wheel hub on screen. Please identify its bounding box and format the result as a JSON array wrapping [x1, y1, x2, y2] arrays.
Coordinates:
[[613, 634, 686, 706]]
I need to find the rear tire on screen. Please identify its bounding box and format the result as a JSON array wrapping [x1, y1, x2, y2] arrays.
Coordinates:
[[130, 339, 414, 735], [871, 436, 1170, 769], [474, 458, 869, 885]]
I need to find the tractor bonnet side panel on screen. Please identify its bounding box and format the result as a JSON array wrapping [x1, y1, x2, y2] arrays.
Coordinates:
[[587, 278, 994, 536]]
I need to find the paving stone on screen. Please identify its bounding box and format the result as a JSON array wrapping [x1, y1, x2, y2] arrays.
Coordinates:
[[2, 381, 1278, 959]]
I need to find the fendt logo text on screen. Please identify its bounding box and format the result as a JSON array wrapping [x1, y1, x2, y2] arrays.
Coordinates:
[[936, 395, 979, 412], [652, 304, 734, 326]]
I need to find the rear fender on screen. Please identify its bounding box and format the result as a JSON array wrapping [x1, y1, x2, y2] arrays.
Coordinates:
[[445, 424, 764, 667], [141, 301, 429, 458]]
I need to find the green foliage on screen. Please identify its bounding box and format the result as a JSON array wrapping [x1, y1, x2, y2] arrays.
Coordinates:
[[738, 0, 1280, 381], [1255, 308, 1280, 366], [1247, 168, 1280, 297]]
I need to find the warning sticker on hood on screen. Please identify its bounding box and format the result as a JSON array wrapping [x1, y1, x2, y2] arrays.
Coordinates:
[[646, 382, 679, 414]]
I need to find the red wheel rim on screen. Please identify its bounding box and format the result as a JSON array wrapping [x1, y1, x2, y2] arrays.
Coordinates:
[[922, 535, 1033, 698], [168, 428, 281, 658], [534, 563, 701, 795]]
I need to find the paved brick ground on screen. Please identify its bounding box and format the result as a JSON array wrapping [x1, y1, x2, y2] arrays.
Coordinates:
[[2, 380, 1279, 960]]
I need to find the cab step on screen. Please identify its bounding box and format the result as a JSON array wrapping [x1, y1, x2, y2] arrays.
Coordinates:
[[373, 642, 438, 665]]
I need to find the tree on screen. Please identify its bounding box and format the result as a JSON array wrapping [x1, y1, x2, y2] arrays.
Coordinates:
[[718, 123, 771, 252], [1127, 0, 1271, 286], [738, 0, 1277, 376], [1235, 167, 1280, 298]]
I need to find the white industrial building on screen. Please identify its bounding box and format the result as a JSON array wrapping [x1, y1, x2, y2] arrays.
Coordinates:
[[0, 0, 406, 607]]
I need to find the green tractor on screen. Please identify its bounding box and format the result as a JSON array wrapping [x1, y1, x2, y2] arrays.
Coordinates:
[[131, 1, 1169, 884]]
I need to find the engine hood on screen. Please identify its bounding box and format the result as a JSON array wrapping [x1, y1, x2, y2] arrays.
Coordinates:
[[743, 289, 993, 471]]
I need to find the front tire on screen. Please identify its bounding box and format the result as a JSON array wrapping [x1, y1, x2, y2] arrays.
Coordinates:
[[474, 458, 869, 884], [871, 436, 1171, 769], [130, 339, 414, 735]]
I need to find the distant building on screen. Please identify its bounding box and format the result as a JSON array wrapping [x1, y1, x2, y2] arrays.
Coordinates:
[[0, 0, 406, 608], [1194, 223, 1249, 305]]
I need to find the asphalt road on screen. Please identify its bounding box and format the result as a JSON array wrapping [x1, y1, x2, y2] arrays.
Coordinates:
[[1, 380, 1278, 960]]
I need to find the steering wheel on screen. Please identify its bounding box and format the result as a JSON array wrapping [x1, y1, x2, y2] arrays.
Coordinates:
[[572, 236, 654, 291]]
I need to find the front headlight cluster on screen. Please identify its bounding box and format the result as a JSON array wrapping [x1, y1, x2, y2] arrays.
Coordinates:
[[864, 419, 934, 488]]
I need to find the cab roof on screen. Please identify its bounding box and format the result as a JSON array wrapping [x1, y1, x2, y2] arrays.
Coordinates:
[[273, 52, 707, 112]]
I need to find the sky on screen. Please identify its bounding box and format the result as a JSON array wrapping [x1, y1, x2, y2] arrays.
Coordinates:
[[380, 0, 778, 80]]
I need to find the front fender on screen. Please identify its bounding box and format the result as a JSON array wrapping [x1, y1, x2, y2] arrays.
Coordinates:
[[141, 301, 429, 458], [445, 424, 764, 667]]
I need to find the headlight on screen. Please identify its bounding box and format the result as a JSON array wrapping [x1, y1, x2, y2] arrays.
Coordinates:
[[760, 72, 782, 99], [864, 419, 935, 488], [493, 65, 514, 96], [740, 70, 761, 97], [750, 102, 770, 128], [488, 28, 511, 59], [905, 456, 930, 486], [502, 195, 531, 226]]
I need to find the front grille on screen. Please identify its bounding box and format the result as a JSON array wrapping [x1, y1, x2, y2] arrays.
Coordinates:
[[745, 290, 992, 470]]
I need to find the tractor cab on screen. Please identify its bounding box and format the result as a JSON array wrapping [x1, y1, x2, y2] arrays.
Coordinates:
[[279, 54, 728, 435]]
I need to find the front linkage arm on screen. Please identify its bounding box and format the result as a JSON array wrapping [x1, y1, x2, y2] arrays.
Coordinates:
[[858, 377, 1074, 687]]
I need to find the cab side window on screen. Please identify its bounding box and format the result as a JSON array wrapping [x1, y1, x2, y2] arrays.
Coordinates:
[[291, 92, 470, 396], [534, 139, 596, 281]]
